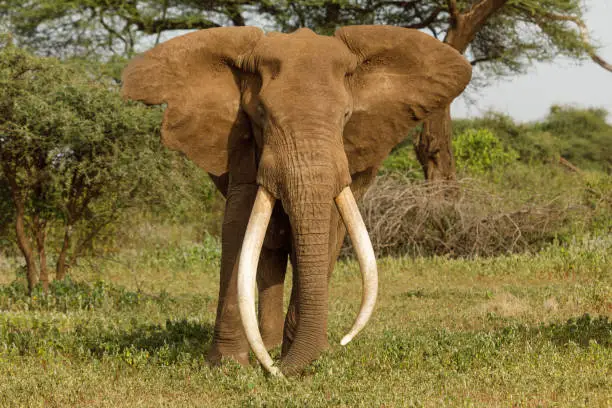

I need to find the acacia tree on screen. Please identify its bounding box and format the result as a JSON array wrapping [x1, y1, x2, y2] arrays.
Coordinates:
[[409, 0, 612, 180], [0, 38, 166, 294], [2, 1, 609, 181]]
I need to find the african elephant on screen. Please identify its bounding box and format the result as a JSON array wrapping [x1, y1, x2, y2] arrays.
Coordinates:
[[121, 25, 471, 376]]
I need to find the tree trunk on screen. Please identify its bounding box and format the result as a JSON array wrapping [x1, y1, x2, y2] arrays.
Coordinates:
[[56, 224, 72, 280], [414, 0, 508, 182], [5, 172, 38, 294], [33, 216, 49, 292], [415, 107, 456, 181]]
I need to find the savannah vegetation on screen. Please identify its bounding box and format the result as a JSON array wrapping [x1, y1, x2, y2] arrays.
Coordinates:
[[0, 0, 611, 406], [0, 232, 609, 406]]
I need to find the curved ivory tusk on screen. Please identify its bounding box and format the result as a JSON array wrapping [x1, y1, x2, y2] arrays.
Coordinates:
[[335, 186, 378, 346], [237, 186, 283, 376]]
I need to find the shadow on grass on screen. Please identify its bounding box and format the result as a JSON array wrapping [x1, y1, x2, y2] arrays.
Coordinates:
[[483, 313, 611, 350], [88, 319, 215, 364], [534, 314, 611, 348]]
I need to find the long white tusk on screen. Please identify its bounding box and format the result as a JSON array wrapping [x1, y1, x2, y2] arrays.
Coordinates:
[[237, 186, 283, 376], [334, 186, 378, 346]]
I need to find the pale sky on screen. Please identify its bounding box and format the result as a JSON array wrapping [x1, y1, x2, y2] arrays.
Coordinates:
[[452, 0, 612, 123]]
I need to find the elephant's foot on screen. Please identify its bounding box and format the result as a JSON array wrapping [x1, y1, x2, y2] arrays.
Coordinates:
[[207, 343, 250, 367]]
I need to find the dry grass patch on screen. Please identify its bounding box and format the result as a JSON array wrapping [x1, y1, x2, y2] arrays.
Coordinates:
[[480, 291, 530, 317]]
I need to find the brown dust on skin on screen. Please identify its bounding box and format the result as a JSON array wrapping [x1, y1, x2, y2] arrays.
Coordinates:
[[121, 25, 471, 375]]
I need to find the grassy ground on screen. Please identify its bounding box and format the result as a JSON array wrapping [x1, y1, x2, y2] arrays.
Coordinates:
[[0, 232, 610, 407]]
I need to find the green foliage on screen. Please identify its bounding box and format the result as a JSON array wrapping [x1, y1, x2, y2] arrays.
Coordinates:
[[0, 181, 12, 246], [384, 105, 611, 179], [453, 107, 612, 172], [0, 277, 169, 313], [0, 40, 219, 278], [453, 112, 548, 163], [453, 128, 519, 175], [581, 171, 612, 234], [536, 105, 612, 172], [469, 0, 589, 85], [142, 233, 222, 272], [380, 144, 423, 179]]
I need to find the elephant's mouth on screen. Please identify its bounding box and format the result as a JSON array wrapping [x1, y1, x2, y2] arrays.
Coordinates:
[[237, 185, 378, 376]]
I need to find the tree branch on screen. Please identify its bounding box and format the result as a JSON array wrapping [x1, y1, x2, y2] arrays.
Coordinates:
[[464, 0, 508, 27], [128, 17, 221, 34], [155, 0, 169, 45], [226, 3, 246, 26], [447, 0, 459, 21], [470, 56, 499, 65], [445, 0, 508, 52], [97, 11, 129, 51], [403, 6, 442, 29], [538, 12, 612, 73]]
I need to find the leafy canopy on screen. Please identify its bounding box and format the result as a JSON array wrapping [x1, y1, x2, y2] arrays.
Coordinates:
[[0, 0, 598, 87]]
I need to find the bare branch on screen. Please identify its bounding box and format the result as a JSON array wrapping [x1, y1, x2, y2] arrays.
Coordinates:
[[591, 54, 612, 72], [445, 0, 508, 51], [403, 6, 442, 29], [155, 0, 169, 45], [540, 13, 612, 73], [127, 17, 220, 34], [464, 0, 508, 27], [470, 56, 498, 65], [97, 12, 129, 51], [226, 3, 246, 26]]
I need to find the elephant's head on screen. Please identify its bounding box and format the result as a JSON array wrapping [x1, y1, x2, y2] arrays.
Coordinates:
[[122, 26, 471, 375]]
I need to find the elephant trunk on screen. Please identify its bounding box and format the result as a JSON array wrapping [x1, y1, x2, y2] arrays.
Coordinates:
[[280, 188, 333, 375]]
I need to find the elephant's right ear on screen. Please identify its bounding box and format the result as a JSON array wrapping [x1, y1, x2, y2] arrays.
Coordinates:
[[121, 27, 263, 176]]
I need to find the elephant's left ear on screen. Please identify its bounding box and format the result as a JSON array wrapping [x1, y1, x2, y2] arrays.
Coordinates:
[[335, 26, 472, 174]]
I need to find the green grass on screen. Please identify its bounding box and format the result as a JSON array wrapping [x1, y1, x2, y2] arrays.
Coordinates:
[[0, 233, 610, 407]]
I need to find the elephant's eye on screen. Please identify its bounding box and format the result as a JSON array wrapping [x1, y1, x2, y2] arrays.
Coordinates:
[[344, 109, 351, 123], [256, 103, 266, 117]]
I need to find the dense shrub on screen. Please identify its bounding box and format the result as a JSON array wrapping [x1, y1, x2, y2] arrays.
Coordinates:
[[0, 41, 222, 288], [453, 107, 612, 172], [453, 128, 519, 175], [536, 105, 612, 172]]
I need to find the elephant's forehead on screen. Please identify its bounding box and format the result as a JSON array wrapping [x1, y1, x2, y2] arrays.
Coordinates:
[[256, 29, 353, 68]]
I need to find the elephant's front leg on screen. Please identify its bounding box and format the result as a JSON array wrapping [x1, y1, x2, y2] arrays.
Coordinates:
[[208, 184, 257, 366], [208, 184, 289, 366]]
